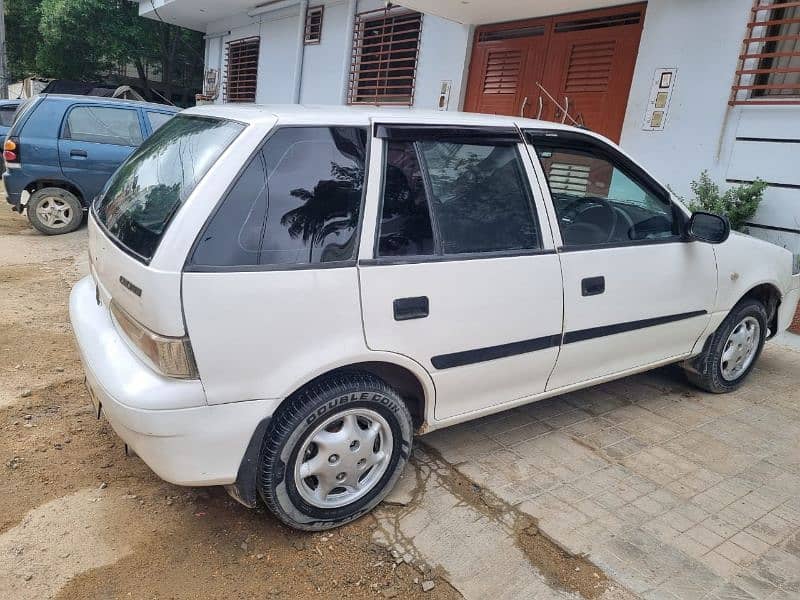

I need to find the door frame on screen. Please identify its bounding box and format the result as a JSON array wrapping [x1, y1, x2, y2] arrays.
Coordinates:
[[463, 3, 647, 140]]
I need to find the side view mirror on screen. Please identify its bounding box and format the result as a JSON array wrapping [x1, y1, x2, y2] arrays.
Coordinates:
[[687, 211, 730, 244]]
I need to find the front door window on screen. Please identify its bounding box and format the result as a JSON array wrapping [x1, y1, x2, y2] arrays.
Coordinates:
[[530, 134, 678, 248]]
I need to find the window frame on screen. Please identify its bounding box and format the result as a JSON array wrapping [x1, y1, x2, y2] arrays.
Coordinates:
[[60, 104, 145, 148], [304, 6, 324, 45], [224, 36, 260, 103], [184, 124, 372, 273], [524, 129, 688, 252], [730, 0, 800, 105], [347, 7, 423, 106], [367, 125, 551, 265]]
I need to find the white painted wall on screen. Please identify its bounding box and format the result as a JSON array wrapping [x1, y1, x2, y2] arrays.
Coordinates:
[[203, 0, 470, 110], [619, 0, 800, 252]]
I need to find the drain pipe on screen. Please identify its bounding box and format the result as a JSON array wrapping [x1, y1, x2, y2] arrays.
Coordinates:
[[340, 0, 357, 104], [293, 0, 309, 103]]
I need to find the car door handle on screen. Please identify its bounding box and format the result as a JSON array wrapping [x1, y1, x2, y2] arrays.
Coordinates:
[[393, 296, 429, 321], [70, 149, 88, 158], [581, 276, 605, 297]]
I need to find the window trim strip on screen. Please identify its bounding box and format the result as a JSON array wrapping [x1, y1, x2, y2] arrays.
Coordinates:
[[375, 124, 522, 145]]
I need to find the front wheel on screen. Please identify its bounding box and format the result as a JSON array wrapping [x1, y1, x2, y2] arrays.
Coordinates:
[[259, 372, 413, 530], [686, 299, 767, 393]]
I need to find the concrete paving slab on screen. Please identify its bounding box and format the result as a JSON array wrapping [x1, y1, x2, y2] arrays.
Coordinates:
[[420, 347, 800, 599]]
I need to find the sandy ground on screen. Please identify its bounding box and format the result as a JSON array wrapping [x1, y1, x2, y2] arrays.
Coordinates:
[[0, 207, 461, 600]]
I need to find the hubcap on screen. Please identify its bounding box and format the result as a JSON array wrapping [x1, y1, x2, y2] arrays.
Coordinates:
[[720, 316, 760, 382], [35, 197, 73, 229], [293, 408, 393, 509]]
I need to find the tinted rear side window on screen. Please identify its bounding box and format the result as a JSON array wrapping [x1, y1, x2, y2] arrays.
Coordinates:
[[191, 126, 367, 268], [419, 141, 539, 254], [95, 115, 244, 261], [377, 138, 539, 257]]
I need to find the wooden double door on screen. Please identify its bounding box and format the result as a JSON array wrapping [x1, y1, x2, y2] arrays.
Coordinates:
[[464, 4, 646, 142]]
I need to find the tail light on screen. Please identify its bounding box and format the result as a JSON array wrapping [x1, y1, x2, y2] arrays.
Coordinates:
[[109, 300, 198, 379], [4, 137, 19, 165]]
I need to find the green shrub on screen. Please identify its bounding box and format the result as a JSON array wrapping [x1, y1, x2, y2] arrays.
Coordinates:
[[680, 171, 767, 232]]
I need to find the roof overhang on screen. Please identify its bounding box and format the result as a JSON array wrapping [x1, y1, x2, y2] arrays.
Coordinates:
[[136, 0, 289, 32], [395, 0, 634, 25]]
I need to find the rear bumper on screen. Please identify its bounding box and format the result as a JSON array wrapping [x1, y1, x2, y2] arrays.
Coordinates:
[[2, 170, 23, 208], [69, 275, 279, 486]]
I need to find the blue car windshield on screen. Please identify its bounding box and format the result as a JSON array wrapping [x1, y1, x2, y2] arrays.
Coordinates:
[[94, 115, 244, 261]]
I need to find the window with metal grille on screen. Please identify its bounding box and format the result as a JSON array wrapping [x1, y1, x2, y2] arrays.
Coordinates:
[[731, 0, 800, 105], [225, 37, 260, 103], [348, 7, 422, 106], [305, 6, 324, 45]]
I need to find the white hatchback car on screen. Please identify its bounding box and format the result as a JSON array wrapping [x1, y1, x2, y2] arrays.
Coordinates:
[[70, 106, 800, 530]]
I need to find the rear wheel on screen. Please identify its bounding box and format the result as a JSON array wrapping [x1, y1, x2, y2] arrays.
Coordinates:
[[686, 299, 767, 393], [27, 187, 83, 235], [259, 372, 413, 530]]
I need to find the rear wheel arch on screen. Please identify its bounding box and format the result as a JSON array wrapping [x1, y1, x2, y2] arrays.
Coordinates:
[[281, 361, 431, 432], [225, 360, 432, 510], [24, 179, 86, 207]]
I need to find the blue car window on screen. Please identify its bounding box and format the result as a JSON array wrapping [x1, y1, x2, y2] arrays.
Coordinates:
[[0, 106, 17, 127], [146, 111, 173, 133], [64, 106, 143, 147]]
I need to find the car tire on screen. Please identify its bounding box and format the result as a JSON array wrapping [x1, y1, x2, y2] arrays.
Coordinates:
[[27, 187, 84, 235], [259, 371, 413, 531], [686, 298, 768, 394]]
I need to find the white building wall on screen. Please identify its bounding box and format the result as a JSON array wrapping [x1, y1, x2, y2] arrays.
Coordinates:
[[203, 0, 470, 110], [619, 0, 800, 253]]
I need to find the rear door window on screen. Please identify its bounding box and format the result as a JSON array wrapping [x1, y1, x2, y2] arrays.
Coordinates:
[[377, 135, 540, 258], [64, 106, 144, 146], [94, 115, 244, 261], [190, 126, 368, 268]]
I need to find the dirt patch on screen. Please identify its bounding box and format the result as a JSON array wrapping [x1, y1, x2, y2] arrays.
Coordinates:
[[420, 443, 611, 599], [0, 209, 460, 599], [0, 209, 29, 235], [514, 520, 609, 600], [2, 370, 460, 600]]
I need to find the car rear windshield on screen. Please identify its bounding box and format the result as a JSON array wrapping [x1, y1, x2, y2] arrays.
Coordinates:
[[94, 115, 245, 261]]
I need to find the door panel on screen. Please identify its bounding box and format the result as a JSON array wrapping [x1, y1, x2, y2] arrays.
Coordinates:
[[547, 243, 716, 391], [360, 255, 564, 420], [464, 23, 550, 117], [58, 140, 136, 199], [541, 6, 645, 141], [464, 4, 646, 142], [58, 105, 145, 200], [360, 131, 563, 422]]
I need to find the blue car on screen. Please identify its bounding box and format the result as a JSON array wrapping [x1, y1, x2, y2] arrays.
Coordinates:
[[0, 99, 22, 171], [3, 94, 178, 234]]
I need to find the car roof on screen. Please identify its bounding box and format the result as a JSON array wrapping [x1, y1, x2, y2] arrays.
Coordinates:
[[182, 103, 592, 137], [0, 99, 21, 106], [41, 94, 180, 112]]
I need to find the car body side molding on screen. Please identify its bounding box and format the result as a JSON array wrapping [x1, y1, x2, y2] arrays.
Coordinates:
[[431, 310, 708, 370]]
